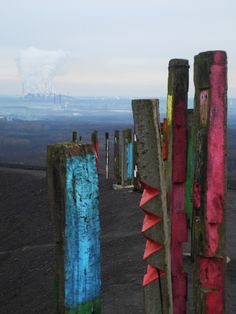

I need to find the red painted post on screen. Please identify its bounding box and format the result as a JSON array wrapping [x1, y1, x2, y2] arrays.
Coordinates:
[[166, 59, 189, 314], [192, 51, 227, 314], [91, 131, 99, 169]]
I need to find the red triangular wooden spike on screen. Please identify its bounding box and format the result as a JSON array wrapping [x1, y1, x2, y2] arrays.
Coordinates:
[[143, 265, 165, 287], [140, 181, 160, 207], [143, 239, 163, 260], [142, 213, 161, 232]]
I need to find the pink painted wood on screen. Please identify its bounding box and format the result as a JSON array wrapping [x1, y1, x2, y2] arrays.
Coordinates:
[[199, 51, 227, 314], [172, 93, 188, 313]]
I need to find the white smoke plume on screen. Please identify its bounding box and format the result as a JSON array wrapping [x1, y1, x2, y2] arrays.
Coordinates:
[[16, 47, 69, 96]]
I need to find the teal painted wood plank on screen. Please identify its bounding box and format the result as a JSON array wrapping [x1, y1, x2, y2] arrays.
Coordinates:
[[127, 142, 133, 179], [65, 154, 101, 310]]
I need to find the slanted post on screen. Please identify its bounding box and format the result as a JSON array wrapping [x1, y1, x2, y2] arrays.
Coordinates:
[[47, 142, 101, 314], [114, 130, 121, 183], [91, 130, 99, 169], [121, 128, 133, 186], [132, 99, 173, 314], [192, 51, 227, 314], [105, 132, 109, 179], [166, 59, 189, 313]]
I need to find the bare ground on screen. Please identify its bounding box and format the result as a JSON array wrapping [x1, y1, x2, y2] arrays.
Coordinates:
[[0, 167, 235, 313]]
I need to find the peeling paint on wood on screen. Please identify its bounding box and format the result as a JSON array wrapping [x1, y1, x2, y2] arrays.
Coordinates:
[[47, 142, 101, 314], [167, 59, 189, 314], [193, 50, 227, 314], [121, 129, 133, 186]]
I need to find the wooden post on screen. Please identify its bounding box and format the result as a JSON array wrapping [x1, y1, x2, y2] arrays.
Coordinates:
[[132, 99, 173, 314], [192, 51, 227, 314], [114, 130, 121, 183], [72, 131, 78, 143], [185, 109, 194, 228], [121, 128, 133, 186], [91, 130, 99, 169], [105, 132, 109, 179], [133, 131, 140, 191], [47, 142, 101, 314], [167, 59, 189, 314], [162, 118, 168, 180]]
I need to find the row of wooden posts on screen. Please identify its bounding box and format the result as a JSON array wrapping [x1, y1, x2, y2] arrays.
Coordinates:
[[91, 128, 139, 188], [47, 50, 227, 313]]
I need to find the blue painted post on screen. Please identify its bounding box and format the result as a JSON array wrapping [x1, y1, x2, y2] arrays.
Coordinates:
[[47, 142, 101, 314], [121, 128, 133, 186]]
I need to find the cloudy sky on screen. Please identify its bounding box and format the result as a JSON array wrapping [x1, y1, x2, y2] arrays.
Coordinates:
[[0, 0, 235, 97]]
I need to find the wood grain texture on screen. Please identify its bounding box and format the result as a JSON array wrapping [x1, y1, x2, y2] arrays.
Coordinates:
[[47, 143, 101, 314], [192, 51, 227, 314], [167, 59, 189, 314], [185, 109, 194, 227], [132, 99, 173, 314]]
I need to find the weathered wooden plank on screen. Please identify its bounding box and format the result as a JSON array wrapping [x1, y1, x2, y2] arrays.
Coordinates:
[[105, 132, 109, 179], [113, 130, 121, 183], [185, 109, 194, 227], [192, 50, 227, 314], [91, 130, 99, 169], [133, 132, 141, 191], [167, 59, 189, 314], [132, 99, 173, 314], [121, 128, 133, 186], [47, 142, 101, 314], [72, 131, 78, 143]]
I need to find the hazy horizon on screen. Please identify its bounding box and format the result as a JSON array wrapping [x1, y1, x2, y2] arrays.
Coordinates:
[[0, 1, 235, 97]]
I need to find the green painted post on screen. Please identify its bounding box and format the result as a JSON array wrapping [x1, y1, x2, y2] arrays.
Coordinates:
[[47, 142, 101, 314], [132, 99, 173, 314], [185, 109, 194, 228], [192, 51, 227, 314]]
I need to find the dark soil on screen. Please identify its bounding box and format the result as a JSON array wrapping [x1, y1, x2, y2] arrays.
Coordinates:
[[0, 167, 235, 313]]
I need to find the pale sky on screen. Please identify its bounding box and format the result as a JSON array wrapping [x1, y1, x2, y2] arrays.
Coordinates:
[[0, 0, 235, 97]]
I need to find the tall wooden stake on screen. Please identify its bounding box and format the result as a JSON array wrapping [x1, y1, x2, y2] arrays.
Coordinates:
[[132, 99, 173, 314], [105, 132, 109, 179], [167, 59, 189, 314], [121, 128, 133, 186], [91, 130, 99, 169], [133, 131, 140, 191], [114, 130, 120, 183], [47, 142, 101, 314], [192, 50, 227, 314], [185, 109, 194, 228]]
